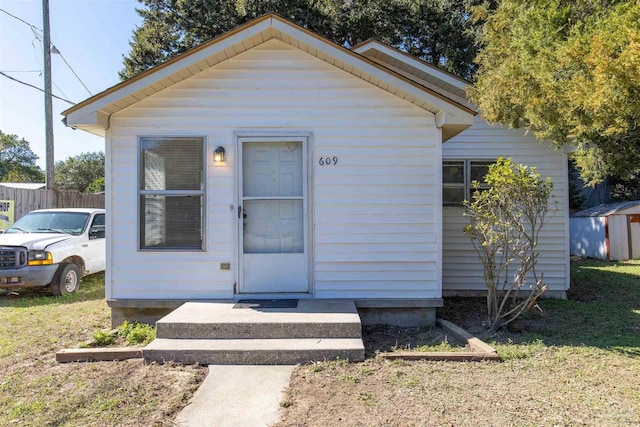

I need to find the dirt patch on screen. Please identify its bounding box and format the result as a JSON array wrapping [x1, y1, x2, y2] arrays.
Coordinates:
[[437, 297, 488, 334], [362, 325, 468, 358], [437, 296, 562, 341]]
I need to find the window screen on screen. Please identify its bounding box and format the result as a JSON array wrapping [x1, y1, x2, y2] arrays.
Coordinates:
[[139, 137, 204, 250]]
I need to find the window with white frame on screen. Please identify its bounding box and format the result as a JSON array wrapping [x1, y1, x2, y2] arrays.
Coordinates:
[[443, 160, 493, 206], [139, 137, 205, 250]]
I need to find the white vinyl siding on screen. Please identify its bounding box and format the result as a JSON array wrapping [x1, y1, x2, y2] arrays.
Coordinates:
[[108, 39, 440, 300], [442, 116, 569, 293]]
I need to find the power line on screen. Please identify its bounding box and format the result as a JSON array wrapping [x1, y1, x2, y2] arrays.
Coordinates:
[[0, 7, 42, 44], [4, 68, 74, 99], [0, 70, 42, 73], [53, 44, 92, 96], [52, 79, 71, 101], [0, 71, 75, 105], [1, 8, 93, 96], [0, 8, 42, 33]]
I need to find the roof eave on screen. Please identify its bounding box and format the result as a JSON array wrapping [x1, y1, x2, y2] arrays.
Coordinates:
[[352, 40, 472, 89], [64, 13, 475, 135]]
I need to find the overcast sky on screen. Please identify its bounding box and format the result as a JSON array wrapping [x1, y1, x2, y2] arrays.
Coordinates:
[[0, 0, 142, 168]]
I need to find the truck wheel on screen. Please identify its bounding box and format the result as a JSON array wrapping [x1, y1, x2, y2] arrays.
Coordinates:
[[50, 263, 81, 296]]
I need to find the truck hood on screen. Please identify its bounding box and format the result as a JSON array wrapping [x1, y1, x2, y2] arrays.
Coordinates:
[[0, 233, 73, 250]]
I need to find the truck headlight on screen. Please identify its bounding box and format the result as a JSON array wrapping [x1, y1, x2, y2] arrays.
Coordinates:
[[27, 250, 53, 266]]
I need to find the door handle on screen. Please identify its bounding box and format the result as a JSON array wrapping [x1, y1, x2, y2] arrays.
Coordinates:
[[238, 205, 242, 219], [81, 244, 88, 247]]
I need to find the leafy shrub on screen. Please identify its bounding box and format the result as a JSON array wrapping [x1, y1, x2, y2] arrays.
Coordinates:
[[117, 321, 156, 345], [92, 330, 116, 346], [464, 157, 555, 331]]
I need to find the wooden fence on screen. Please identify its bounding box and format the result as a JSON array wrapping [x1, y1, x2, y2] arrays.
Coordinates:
[[0, 187, 105, 221]]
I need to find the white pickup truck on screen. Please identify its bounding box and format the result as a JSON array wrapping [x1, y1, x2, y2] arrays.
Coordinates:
[[0, 208, 105, 295]]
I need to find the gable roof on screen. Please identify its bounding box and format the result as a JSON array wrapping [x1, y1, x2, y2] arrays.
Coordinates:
[[63, 13, 475, 139], [352, 40, 473, 110]]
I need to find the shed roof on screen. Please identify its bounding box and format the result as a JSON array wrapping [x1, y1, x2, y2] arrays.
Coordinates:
[[0, 182, 46, 190], [573, 201, 640, 217], [63, 13, 475, 140]]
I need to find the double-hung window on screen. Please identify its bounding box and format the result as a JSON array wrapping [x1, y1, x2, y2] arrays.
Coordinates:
[[443, 160, 493, 206], [139, 137, 205, 250]]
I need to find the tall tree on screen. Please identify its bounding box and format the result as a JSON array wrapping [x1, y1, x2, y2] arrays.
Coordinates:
[[399, 0, 493, 79], [470, 0, 640, 185], [54, 152, 105, 193], [0, 131, 44, 183], [120, 0, 487, 81]]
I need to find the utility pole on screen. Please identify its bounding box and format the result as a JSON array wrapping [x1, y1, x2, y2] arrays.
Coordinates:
[[42, 0, 55, 189]]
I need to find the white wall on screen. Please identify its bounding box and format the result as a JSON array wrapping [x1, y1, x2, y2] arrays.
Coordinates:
[[570, 217, 607, 260], [631, 217, 640, 259], [609, 215, 630, 261], [108, 39, 440, 300], [442, 116, 570, 293]]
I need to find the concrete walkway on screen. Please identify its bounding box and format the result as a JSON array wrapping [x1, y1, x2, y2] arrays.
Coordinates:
[[174, 365, 295, 427]]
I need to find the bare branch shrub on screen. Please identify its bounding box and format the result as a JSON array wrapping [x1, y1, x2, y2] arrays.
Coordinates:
[[464, 157, 555, 331]]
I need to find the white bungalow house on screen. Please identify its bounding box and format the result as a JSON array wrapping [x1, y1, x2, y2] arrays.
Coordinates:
[[63, 14, 569, 327]]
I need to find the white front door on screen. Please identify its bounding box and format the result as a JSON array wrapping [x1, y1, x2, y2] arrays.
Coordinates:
[[239, 138, 308, 293]]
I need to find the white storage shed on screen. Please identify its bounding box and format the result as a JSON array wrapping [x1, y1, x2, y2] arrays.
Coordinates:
[[570, 201, 640, 261]]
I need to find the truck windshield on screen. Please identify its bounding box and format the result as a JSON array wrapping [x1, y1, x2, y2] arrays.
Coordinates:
[[5, 212, 91, 236]]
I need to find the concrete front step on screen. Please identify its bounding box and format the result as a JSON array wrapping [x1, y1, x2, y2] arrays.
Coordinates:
[[156, 300, 362, 340], [143, 338, 365, 365]]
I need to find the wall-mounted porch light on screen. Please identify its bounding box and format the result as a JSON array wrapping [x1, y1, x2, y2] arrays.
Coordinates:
[[213, 146, 225, 163]]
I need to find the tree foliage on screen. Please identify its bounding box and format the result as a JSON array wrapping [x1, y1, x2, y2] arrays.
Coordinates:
[[0, 131, 44, 183], [470, 0, 640, 185], [609, 171, 640, 202], [54, 152, 105, 193], [464, 158, 554, 331], [86, 177, 105, 194], [120, 0, 489, 81]]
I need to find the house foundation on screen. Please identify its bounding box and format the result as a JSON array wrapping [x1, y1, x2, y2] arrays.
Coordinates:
[[108, 298, 444, 328]]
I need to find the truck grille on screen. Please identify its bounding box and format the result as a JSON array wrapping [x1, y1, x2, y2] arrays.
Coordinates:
[[0, 247, 27, 269]]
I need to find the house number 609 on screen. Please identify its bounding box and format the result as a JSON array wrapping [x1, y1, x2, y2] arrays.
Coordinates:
[[318, 157, 338, 166]]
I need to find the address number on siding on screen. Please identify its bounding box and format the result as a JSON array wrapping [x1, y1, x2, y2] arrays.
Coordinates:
[[318, 157, 338, 166]]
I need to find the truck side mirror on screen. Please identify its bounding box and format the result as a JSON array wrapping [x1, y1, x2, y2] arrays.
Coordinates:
[[89, 229, 105, 239]]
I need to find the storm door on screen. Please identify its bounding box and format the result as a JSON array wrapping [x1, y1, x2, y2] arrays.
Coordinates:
[[238, 139, 308, 293]]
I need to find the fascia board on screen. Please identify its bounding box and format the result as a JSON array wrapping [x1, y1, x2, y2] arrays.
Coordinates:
[[353, 41, 470, 92]]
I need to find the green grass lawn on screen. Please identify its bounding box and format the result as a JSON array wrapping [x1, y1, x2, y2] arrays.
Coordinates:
[[1, 261, 639, 426], [277, 260, 640, 426], [0, 274, 205, 426]]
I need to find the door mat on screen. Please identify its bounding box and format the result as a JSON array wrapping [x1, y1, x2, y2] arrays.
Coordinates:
[[233, 299, 299, 309]]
